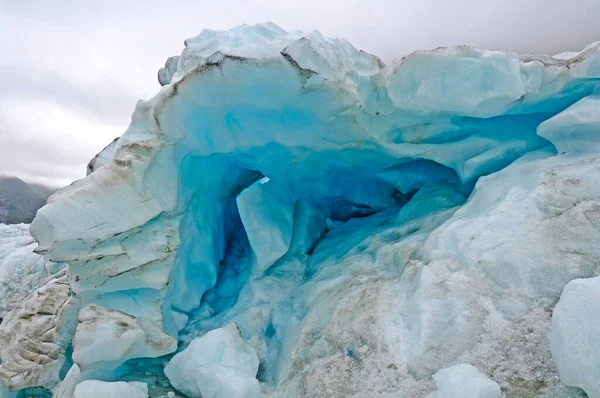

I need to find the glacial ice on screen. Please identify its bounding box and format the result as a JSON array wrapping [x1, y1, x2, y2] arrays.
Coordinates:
[[53, 365, 81, 398], [0, 223, 47, 317], [0, 22, 599, 397], [164, 323, 259, 398], [72, 304, 176, 373], [72, 380, 148, 398], [550, 277, 600, 398], [538, 94, 600, 153], [428, 364, 501, 398], [0, 270, 79, 391]]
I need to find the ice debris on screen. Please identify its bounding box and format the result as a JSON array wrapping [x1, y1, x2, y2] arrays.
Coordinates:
[[550, 277, 600, 398], [428, 364, 502, 398], [164, 324, 259, 398]]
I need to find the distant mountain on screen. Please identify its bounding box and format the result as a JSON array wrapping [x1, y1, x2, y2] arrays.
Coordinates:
[[28, 182, 58, 202], [0, 176, 56, 224]]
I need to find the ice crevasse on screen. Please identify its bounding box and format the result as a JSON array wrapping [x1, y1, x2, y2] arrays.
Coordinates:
[[1, 23, 600, 397]]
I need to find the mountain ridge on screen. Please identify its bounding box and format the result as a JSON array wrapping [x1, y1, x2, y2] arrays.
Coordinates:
[[0, 176, 57, 224]]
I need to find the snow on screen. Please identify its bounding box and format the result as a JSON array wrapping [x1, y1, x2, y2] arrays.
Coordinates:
[[164, 323, 259, 398], [550, 277, 600, 398], [428, 364, 501, 398], [73, 380, 148, 398], [0, 22, 593, 397]]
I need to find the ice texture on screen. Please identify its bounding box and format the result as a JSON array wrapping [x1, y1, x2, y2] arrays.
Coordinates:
[[0, 223, 46, 317], [550, 277, 600, 398], [53, 365, 81, 398], [87, 138, 119, 175], [0, 270, 79, 391], [428, 364, 501, 398], [73, 380, 148, 398], [0, 23, 595, 396], [72, 304, 176, 372], [538, 94, 600, 153], [164, 323, 259, 398]]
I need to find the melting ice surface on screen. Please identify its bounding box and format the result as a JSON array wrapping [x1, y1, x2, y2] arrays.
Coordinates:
[[2, 23, 600, 397]]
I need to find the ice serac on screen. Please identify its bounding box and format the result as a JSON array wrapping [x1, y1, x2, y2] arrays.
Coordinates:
[[87, 137, 119, 175], [16, 22, 600, 396], [550, 277, 600, 398]]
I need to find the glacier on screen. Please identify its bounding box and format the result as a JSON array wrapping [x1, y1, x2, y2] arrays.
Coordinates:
[[0, 223, 47, 318], [0, 22, 600, 397], [164, 323, 260, 398]]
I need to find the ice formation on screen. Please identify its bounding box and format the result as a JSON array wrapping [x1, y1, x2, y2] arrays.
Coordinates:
[[0, 269, 79, 391], [72, 304, 176, 372], [550, 277, 600, 398], [87, 138, 119, 176], [164, 323, 259, 398], [0, 223, 47, 317], [428, 364, 501, 398], [0, 23, 599, 397], [72, 380, 148, 398]]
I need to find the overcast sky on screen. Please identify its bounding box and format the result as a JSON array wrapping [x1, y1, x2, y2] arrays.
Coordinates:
[[1, 0, 599, 187]]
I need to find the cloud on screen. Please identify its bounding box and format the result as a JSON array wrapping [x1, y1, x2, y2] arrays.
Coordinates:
[[0, 98, 121, 186], [0, 64, 139, 127]]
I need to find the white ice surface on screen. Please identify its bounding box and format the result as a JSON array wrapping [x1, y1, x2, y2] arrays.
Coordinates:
[[73, 304, 176, 373], [551, 277, 600, 398], [0, 223, 46, 317], [73, 380, 148, 398], [428, 364, 501, 398], [164, 323, 259, 398]]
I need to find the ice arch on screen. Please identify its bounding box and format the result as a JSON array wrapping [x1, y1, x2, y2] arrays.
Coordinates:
[[24, 23, 600, 387]]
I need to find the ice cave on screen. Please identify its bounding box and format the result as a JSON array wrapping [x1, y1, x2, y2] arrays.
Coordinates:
[[1, 23, 600, 397]]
